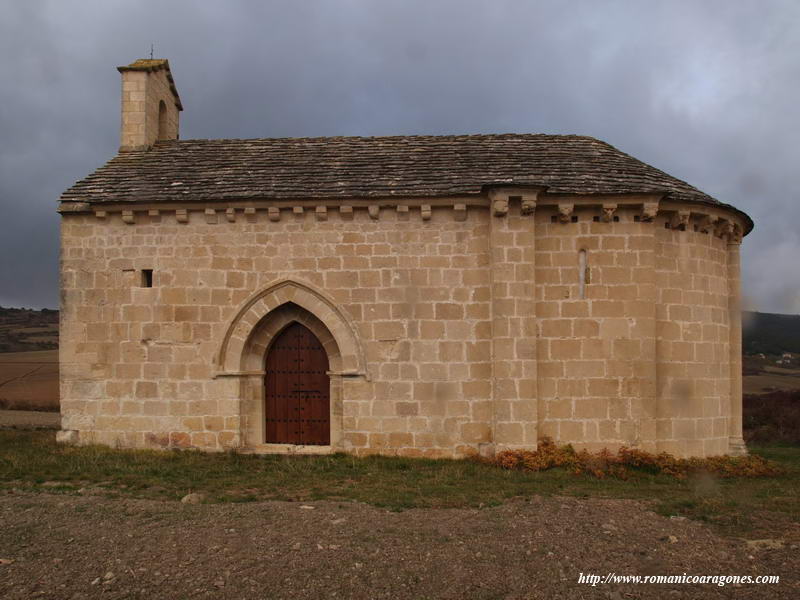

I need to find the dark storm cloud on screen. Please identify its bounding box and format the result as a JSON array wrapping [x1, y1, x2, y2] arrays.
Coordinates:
[[1, 0, 797, 312]]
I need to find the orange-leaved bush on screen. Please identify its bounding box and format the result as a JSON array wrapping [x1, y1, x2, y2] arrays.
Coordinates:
[[494, 438, 782, 479]]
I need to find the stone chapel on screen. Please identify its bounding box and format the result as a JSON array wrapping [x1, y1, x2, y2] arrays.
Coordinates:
[[57, 58, 752, 458]]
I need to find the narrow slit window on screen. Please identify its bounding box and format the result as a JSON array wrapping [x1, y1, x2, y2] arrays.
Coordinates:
[[141, 269, 153, 288], [578, 250, 588, 299]]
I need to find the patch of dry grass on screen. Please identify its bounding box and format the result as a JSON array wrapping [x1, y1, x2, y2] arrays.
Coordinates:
[[495, 437, 783, 479]]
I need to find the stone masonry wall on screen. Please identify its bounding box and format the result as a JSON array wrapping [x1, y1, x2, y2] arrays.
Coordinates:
[[120, 68, 179, 150], [654, 221, 731, 457], [534, 205, 658, 453], [60, 205, 494, 457], [59, 198, 745, 458]]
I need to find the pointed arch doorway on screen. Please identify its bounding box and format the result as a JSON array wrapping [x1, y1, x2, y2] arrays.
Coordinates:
[[264, 322, 331, 445]]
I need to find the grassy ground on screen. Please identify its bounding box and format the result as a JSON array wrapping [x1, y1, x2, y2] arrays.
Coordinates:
[[1, 430, 798, 537]]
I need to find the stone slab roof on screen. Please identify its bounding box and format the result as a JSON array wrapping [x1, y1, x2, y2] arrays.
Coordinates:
[[61, 133, 725, 208]]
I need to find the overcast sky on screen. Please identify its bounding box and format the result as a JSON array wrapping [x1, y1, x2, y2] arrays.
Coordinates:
[[1, 0, 798, 313]]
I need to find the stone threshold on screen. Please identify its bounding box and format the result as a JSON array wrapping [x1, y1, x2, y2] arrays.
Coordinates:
[[239, 444, 335, 455]]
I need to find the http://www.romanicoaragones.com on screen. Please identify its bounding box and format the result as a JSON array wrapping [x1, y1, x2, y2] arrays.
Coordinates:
[[578, 572, 779, 587]]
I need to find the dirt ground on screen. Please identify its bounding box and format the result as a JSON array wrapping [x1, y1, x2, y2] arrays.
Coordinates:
[[0, 410, 59, 429], [0, 351, 59, 412], [0, 491, 797, 600], [743, 373, 800, 394]]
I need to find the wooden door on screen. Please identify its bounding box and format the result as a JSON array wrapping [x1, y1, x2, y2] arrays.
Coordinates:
[[264, 322, 330, 445]]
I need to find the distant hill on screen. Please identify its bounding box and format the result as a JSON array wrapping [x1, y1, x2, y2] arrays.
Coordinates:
[[743, 311, 800, 356], [0, 307, 59, 353]]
